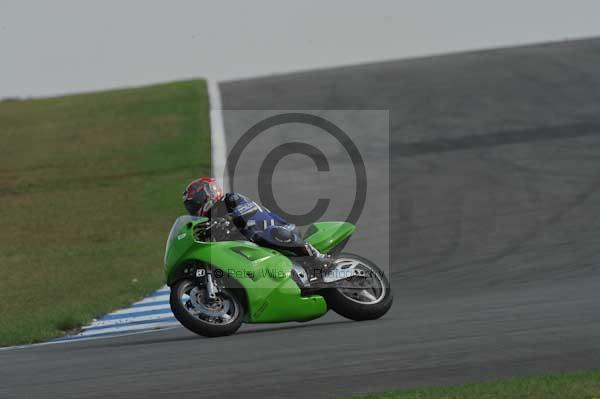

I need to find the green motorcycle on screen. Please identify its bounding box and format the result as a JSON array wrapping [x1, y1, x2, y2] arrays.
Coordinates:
[[164, 215, 393, 337]]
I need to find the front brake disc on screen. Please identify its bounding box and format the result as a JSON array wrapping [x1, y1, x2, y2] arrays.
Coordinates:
[[188, 287, 231, 317]]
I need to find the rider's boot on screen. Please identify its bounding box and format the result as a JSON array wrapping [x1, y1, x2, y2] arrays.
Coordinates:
[[303, 244, 332, 282]]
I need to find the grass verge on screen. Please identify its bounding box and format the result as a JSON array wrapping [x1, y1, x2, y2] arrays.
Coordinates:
[[0, 79, 210, 346], [348, 370, 600, 399]]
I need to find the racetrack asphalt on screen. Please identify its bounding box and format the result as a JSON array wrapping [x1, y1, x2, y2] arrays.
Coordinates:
[[2, 37, 600, 398]]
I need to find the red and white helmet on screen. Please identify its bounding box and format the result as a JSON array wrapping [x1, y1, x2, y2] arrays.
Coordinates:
[[182, 177, 224, 216]]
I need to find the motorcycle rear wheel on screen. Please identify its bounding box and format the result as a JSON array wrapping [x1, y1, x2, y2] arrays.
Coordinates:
[[324, 253, 393, 321], [170, 278, 244, 337]]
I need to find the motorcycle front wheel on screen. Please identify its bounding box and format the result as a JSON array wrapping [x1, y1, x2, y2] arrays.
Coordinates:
[[170, 278, 244, 337], [324, 253, 393, 321]]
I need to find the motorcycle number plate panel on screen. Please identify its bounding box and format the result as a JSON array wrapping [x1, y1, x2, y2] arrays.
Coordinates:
[[196, 269, 206, 277]]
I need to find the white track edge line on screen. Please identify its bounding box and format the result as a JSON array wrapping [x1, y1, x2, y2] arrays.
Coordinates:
[[109, 303, 171, 316], [207, 79, 230, 192], [86, 313, 176, 329], [76, 320, 181, 336]]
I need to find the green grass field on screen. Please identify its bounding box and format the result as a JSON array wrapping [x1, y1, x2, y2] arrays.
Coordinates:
[[0, 80, 210, 346], [348, 371, 600, 399]]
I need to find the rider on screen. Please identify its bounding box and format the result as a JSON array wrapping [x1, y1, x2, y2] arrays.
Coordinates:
[[182, 177, 328, 273]]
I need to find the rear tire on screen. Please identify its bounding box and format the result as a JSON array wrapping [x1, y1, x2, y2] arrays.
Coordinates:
[[324, 253, 393, 321], [170, 278, 244, 337]]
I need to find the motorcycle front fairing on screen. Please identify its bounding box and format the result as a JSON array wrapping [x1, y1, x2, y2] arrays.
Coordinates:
[[164, 216, 328, 323]]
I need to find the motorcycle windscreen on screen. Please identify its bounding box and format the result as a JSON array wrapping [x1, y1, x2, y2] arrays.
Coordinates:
[[164, 215, 207, 265]]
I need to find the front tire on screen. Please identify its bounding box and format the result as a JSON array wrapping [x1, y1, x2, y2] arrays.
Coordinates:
[[170, 278, 244, 337], [325, 253, 393, 321]]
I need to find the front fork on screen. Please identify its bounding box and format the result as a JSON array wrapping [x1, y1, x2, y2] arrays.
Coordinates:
[[206, 271, 218, 301], [195, 268, 219, 302]]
